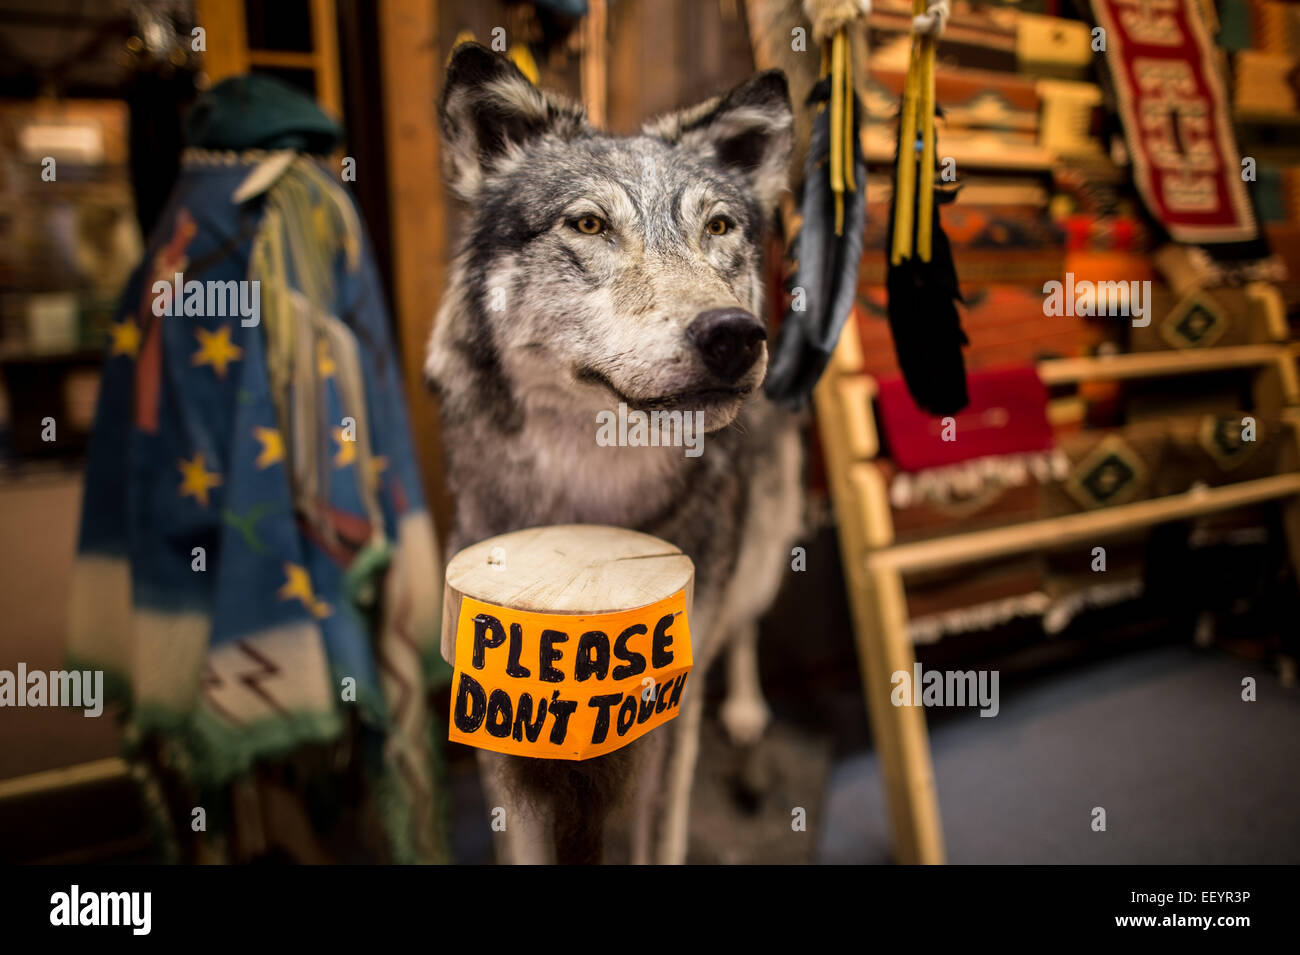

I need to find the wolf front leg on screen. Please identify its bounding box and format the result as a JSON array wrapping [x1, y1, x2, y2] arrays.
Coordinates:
[[629, 729, 668, 865], [476, 749, 554, 864], [656, 680, 705, 864], [719, 620, 771, 746]]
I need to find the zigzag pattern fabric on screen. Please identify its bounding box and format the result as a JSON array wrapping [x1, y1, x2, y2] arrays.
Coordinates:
[[67, 149, 447, 863]]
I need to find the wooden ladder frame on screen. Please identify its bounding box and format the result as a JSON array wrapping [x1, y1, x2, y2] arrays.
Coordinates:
[[814, 305, 1300, 865], [196, 0, 343, 119]]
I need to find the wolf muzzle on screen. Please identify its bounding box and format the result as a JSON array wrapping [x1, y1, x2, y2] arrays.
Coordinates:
[[685, 308, 766, 383]]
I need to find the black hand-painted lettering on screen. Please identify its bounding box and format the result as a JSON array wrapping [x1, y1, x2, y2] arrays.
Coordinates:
[[574, 630, 611, 682], [512, 692, 548, 742], [548, 692, 578, 744], [505, 621, 531, 678], [652, 613, 676, 668], [486, 689, 513, 737], [539, 629, 568, 682], [616, 694, 637, 736], [586, 692, 622, 744], [472, 613, 506, 670], [612, 623, 647, 680], [453, 672, 487, 732]]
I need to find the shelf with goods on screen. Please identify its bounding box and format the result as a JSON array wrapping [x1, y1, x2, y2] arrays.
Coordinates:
[[0, 98, 141, 460], [807, 0, 1300, 865]]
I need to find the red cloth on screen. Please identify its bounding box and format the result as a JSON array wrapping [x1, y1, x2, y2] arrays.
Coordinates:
[[1089, 0, 1259, 247], [876, 365, 1054, 471]]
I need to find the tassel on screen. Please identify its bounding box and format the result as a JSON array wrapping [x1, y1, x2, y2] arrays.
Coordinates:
[[765, 26, 867, 408], [885, 1, 969, 417]]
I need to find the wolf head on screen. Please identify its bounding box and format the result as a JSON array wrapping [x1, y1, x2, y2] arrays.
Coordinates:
[[428, 43, 793, 434]]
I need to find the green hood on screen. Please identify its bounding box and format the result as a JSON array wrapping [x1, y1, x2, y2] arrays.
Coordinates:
[[184, 73, 342, 153]]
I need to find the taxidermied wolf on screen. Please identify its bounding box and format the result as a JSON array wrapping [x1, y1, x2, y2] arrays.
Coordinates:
[[427, 43, 804, 864]]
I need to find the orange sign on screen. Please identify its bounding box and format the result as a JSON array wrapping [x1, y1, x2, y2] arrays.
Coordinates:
[[448, 589, 693, 760]]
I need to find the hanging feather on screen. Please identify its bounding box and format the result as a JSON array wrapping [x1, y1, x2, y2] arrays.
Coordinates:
[[765, 26, 868, 409], [886, 3, 969, 417]]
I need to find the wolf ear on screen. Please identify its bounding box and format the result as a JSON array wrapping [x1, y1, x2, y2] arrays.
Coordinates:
[[439, 42, 588, 199], [644, 70, 794, 212]]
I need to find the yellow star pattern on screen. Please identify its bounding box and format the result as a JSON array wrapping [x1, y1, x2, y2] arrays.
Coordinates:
[[178, 453, 222, 508], [276, 562, 332, 618], [333, 426, 357, 468], [317, 340, 336, 378], [367, 455, 388, 490], [312, 204, 330, 244], [108, 319, 140, 358], [253, 427, 284, 469], [192, 325, 243, 378]]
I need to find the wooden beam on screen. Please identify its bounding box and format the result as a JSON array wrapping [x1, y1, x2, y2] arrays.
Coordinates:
[[813, 334, 945, 864], [0, 757, 128, 802], [195, 0, 250, 82], [1245, 282, 1288, 343], [308, 0, 344, 119], [837, 376, 879, 460], [246, 50, 319, 70], [868, 473, 1300, 575], [864, 564, 945, 864], [851, 462, 894, 549], [831, 311, 864, 375], [1037, 345, 1289, 384], [377, 0, 451, 536], [1278, 414, 1300, 595], [580, 0, 608, 128]]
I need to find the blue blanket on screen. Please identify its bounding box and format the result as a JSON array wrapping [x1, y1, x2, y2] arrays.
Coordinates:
[[69, 149, 447, 863]]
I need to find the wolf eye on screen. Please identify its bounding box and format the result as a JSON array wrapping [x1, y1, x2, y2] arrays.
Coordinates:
[[572, 215, 607, 235], [706, 216, 730, 236]]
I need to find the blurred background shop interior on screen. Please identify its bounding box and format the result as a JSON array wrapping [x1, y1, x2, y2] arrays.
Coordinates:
[[0, 0, 1298, 864]]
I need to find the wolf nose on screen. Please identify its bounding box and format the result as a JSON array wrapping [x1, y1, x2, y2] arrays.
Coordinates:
[[686, 308, 766, 382]]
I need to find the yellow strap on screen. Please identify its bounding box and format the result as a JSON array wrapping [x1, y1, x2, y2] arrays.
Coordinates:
[[829, 29, 846, 235], [891, 43, 920, 265], [449, 30, 476, 63], [508, 43, 540, 85], [892, 0, 937, 265], [842, 32, 856, 195], [917, 33, 936, 263]]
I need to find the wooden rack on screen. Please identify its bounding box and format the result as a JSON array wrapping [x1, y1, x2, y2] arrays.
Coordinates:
[[196, 0, 343, 119], [814, 315, 1300, 865]]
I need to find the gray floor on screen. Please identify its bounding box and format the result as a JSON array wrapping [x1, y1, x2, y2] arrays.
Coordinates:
[[818, 644, 1300, 864], [0, 475, 122, 779]]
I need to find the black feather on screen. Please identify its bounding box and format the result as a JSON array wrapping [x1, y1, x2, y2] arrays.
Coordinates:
[[885, 109, 969, 416], [764, 75, 867, 409]]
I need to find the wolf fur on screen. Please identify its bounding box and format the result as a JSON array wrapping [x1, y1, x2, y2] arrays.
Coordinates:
[[427, 44, 804, 864]]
